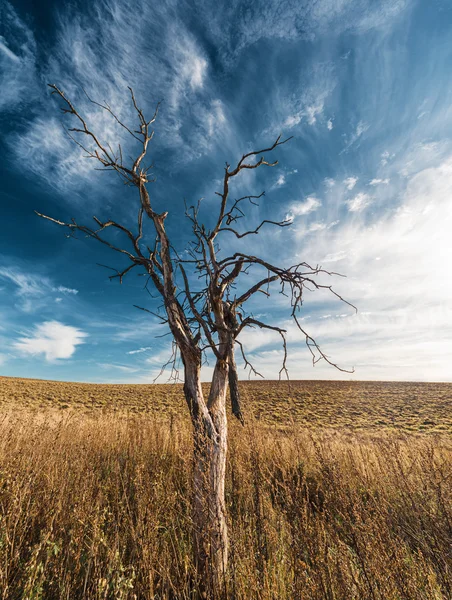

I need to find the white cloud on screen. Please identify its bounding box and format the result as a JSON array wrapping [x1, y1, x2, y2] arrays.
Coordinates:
[[238, 326, 280, 353], [202, 0, 409, 65], [381, 150, 395, 166], [270, 170, 298, 191], [305, 101, 325, 125], [0, 38, 19, 62], [325, 177, 335, 187], [322, 250, 348, 263], [0, 266, 79, 312], [252, 147, 452, 378], [0, 267, 49, 298], [307, 220, 339, 233], [308, 222, 327, 232], [165, 25, 209, 102], [288, 196, 322, 218], [346, 192, 373, 212], [275, 62, 338, 134], [53, 285, 78, 295], [341, 121, 369, 153], [344, 176, 358, 190], [127, 346, 152, 355], [284, 99, 326, 129], [13, 321, 87, 362], [369, 178, 390, 185], [185, 55, 207, 90], [356, 121, 368, 137], [145, 348, 175, 366], [98, 363, 139, 373], [109, 316, 166, 342], [8, 0, 225, 188], [205, 99, 226, 137], [4, 0, 412, 192], [14, 117, 94, 190], [420, 142, 439, 153], [0, 4, 38, 112], [258, 154, 452, 381], [327, 118, 333, 130]]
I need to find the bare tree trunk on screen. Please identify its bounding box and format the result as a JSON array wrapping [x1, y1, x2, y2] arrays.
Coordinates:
[[228, 346, 243, 424], [185, 359, 229, 598]]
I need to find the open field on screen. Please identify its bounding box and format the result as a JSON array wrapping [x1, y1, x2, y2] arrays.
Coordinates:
[[1, 377, 452, 599], [1, 376, 452, 431]]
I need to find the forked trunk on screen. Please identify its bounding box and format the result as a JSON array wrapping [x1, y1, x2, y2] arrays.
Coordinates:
[[184, 359, 229, 599]]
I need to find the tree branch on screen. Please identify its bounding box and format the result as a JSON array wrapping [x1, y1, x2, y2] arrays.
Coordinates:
[[218, 218, 292, 239]]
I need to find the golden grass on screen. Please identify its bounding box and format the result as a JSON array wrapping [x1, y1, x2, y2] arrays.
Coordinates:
[[2, 377, 452, 431], [1, 378, 452, 598]]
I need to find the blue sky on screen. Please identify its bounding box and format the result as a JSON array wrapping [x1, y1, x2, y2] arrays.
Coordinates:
[[1, 0, 452, 383]]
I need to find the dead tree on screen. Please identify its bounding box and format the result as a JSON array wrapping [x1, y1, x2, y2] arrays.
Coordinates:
[[37, 84, 355, 597]]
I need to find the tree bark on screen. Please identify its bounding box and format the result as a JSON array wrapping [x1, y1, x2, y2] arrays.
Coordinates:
[[185, 359, 229, 599], [228, 346, 243, 424]]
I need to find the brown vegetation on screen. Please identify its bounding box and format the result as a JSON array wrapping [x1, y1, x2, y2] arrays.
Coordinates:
[[1, 377, 451, 432], [0, 379, 451, 598]]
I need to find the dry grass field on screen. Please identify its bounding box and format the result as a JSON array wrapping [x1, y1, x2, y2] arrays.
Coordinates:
[[1, 376, 451, 431], [0, 376, 452, 599]]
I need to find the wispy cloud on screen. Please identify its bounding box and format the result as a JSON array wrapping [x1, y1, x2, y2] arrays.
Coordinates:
[[4, 0, 412, 194], [344, 177, 358, 190], [228, 141, 452, 381], [13, 321, 87, 362], [381, 150, 395, 166], [280, 66, 336, 132], [270, 170, 298, 191], [98, 362, 139, 373], [346, 192, 373, 212], [54, 286, 78, 295], [0, 266, 78, 312], [270, 154, 452, 380], [0, 37, 19, 62], [287, 196, 322, 218], [110, 318, 165, 342], [200, 0, 410, 64], [308, 220, 339, 232], [0, 4, 38, 112], [127, 346, 153, 355], [274, 174, 286, 188], [369, 178, 390, 185], [284, 100, 326, 128], [341, 121, 369, 153], [205, 99, 227, 138], [6, 0, 233, 190]]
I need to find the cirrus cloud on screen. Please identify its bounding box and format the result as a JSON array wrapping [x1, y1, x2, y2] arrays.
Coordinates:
[[287, 196, 322, 218], [346, 192, 373, 212]]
